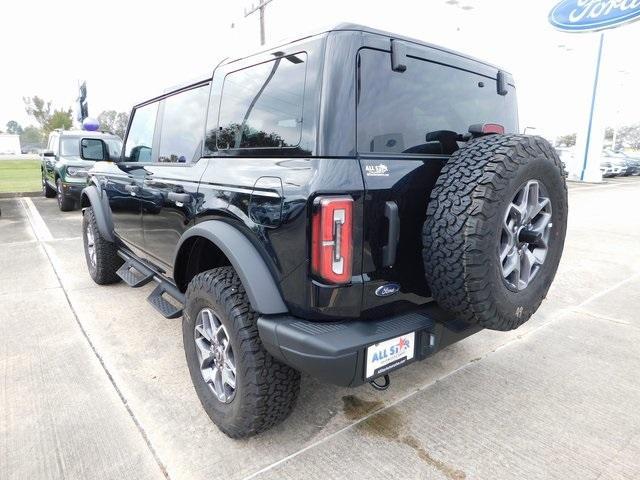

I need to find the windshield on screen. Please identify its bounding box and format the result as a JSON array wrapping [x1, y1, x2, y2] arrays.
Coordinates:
[[60, 136, 123, 159], [60, 138, 80, 156]]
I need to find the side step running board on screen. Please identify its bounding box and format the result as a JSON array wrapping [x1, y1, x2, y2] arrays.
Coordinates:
[[116, 260, 154, 287], [117, 251, 185, 319], [147, 284, 183, 319]]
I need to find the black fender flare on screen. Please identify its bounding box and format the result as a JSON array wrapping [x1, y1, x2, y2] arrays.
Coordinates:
[[80, 185, 115, 243], [174, 221, 288, 315]]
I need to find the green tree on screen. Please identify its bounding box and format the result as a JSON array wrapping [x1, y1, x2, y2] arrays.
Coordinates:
[[23, 96, 52, 128], [24, 96, 73, 135], [45, 109, 73, 132], [6, 120, 23, 135], [20, 125, 44, 147], [98, 110, 129, 138], [556, 133, 576, 147], [604, 127, 614, 141], [617, 124, 640, 150]]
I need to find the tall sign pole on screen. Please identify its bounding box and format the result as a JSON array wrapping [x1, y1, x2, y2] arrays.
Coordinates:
[[549, 0, 640, 182], [244, 0, 274, 46], [580, 33, 604, 181]]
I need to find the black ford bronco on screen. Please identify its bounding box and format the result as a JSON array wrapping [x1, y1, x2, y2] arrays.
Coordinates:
[[80, 24, 567, 438]]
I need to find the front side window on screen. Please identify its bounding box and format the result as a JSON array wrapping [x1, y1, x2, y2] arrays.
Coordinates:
[[157, 84, 209, 163], [357, 48, 518, 155], [104, 138, 123, 160], [213, 53, 307, 151], [124, 102, 159, 162]]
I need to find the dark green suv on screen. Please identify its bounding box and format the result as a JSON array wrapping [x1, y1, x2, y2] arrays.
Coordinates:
[[41, 129, 122, 211]]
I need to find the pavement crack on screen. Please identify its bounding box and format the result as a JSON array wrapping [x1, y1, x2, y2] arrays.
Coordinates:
[[572, 309, 634, 327]]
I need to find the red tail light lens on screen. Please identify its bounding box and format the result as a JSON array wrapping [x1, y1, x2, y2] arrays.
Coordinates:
[[311, 196, 353, 284], [482, 123, 505, 134]]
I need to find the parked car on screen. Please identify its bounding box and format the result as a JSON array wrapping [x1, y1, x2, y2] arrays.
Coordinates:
[[21, 144, 43, 154], [600, 150, 622, 177], [603, 150, 631, 176], [79, 23, 568, 438], [41, 129, 122, 211], [600, 161, 616, 177]]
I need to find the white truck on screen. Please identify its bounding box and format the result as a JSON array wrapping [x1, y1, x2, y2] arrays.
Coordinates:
[[0, 134, 21, 155]]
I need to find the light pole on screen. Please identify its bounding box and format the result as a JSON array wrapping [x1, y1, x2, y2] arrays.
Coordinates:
[[244, 0, 274, 46]]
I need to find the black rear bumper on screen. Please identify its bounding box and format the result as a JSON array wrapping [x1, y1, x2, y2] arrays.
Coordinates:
[[258, 304, 482, 387]]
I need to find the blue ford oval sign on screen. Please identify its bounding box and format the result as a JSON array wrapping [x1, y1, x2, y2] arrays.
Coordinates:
[[550, 0, 640, 32], [375, 283, 400, 297]]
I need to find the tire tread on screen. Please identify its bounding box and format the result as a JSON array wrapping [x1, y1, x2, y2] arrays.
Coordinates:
[[422, 134, 567, 331], [185, 267, 300, 438]]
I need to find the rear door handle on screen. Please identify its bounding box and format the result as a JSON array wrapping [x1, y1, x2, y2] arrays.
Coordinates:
[[382, 201, 400, 267], [167, 192, 191, 204], [125, 184, 140, 195]]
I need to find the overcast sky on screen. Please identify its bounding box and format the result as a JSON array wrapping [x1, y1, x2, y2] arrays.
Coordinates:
[[1, 0, 639, 140]]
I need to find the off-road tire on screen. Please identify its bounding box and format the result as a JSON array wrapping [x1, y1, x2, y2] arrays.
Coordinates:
[[42, 173, 56, 198], [183, 267, 300, 438], [423, 134, 567, 331], [56, 179, 75, 211], [82, 207, 123, 284]]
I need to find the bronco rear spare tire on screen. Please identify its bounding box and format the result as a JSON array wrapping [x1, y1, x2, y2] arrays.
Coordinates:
[[422, 134, 567, 331]]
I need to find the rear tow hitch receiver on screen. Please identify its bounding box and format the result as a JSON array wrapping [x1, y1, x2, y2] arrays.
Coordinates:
[[369, 374, 390, 391]]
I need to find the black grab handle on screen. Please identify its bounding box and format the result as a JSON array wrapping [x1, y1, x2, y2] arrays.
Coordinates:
[[382, 201, 400, 267]]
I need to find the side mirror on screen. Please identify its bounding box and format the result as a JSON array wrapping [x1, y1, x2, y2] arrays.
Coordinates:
[[80, 138, 108, 161], [42, 149, 55, 157]]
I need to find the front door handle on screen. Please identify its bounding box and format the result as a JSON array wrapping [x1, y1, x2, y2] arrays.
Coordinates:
[[167, 192, 191, 204], [125, 184, 140, 195]]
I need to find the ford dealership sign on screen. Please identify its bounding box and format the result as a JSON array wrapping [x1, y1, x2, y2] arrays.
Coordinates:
[[550, 0, 640, 32]]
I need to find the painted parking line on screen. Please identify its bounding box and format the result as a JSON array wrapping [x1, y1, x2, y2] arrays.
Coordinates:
[[16, 196, 169, 479], [569, 180, 640, 193], [19, 197, 53, 241]]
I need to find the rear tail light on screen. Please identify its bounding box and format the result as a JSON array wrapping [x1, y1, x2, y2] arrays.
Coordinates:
[[482, 123, 505, 134], [311, 196, 353, 284], [468, 123, 505, 136]]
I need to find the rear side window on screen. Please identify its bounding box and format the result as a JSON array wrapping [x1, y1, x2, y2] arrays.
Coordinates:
[[212, 53, 307, 151], [357, 48, 518, 155], [157, 84, 210, 163], [124, 102, 158, 163]]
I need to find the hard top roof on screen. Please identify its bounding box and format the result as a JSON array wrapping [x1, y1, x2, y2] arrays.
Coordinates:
[[52, 129, 120, 139], [224, 23, 504, 72], [137, 23, 508, 106]]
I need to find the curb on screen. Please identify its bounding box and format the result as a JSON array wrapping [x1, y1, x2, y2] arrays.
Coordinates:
[[0, 191, 42, 199]]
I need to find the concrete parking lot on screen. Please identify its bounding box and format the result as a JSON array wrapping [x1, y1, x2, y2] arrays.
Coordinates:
[[1, 177, 640, 480]]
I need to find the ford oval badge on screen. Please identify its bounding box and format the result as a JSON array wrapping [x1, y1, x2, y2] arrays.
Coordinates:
[[375, 283, 400, 297], [549, 0, 640, 32]]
